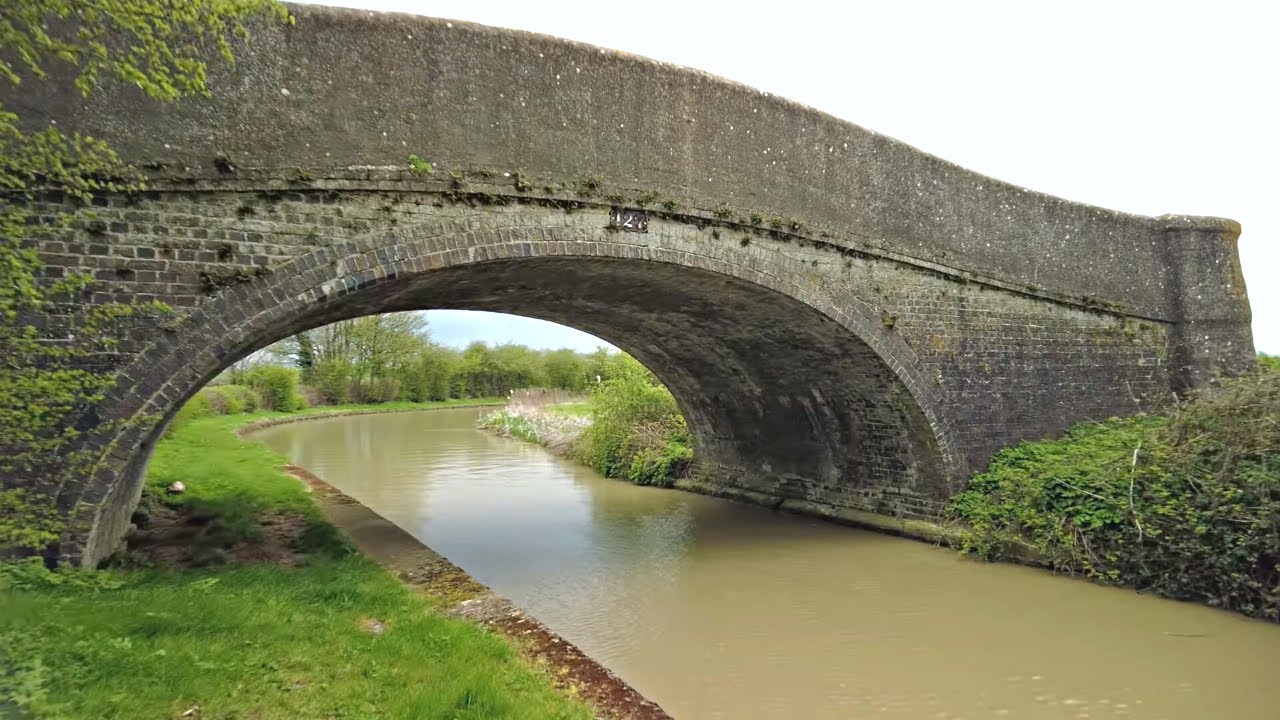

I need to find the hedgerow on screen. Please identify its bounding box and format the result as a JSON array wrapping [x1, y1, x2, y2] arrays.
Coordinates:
[[949, 359, 1280, 620]]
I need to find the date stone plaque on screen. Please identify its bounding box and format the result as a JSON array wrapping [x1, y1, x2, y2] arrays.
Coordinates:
[[611, 207, 649, 233]]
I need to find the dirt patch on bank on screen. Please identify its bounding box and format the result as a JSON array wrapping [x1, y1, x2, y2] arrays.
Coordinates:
[[124, 502, 309, 569]]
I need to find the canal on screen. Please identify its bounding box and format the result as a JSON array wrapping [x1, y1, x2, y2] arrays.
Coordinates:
[[252, 407, 1280, 720]]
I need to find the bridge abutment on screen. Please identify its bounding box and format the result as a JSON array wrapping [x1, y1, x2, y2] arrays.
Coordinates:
[[1160, 215, 1255, 392]]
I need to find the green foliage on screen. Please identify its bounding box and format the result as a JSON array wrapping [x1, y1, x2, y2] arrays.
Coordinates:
[[543, 348, 589, 391], [479, 410, 543, 445], [242, 365, 301, 411], [0, 489, 65, 549], [363, 375, 400, 404], [401, 343, 458, 402], [949, 366, 1280, 620], [263, 313, 625, 410], [1259, 352, 1280, 373], [583, 347, 632, 385], [172, 384, 263, 428], [407, 153, 435, 175], [205, 384, 260, 414], [456, 341, 548, 397], [0, 0, 292, 557], [625, 439, 694, 487], [0, 556, 123, 593], [0, 117, 162, 551], [0, 0, 291, 101], [311, 358, 353, 404], [172, 390, 214, 428], [573, 355, 692, 487], [947, 416, 1166, 559]]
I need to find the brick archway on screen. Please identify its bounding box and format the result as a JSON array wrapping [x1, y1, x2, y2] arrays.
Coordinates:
[[71, 212, 960, 565]]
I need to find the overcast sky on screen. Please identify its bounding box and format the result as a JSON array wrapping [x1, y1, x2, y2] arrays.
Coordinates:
[[306, 0, 1276, 353], [425, 310, 613, 351]]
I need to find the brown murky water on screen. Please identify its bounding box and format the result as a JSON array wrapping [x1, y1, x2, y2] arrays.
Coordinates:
[[253, 408, 1280, 720]]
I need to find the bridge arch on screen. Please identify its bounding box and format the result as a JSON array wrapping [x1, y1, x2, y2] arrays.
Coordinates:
[[75, 209, 960, 564], [5, 3, 1251, 565]]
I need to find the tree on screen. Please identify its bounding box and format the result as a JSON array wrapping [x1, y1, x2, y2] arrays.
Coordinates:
[[584, 347, 638, 385], [347, 313, 428, 386], [402, 343, 459, 402], [0, 1, 292, 556], [294, 331, 316, 373], [456, 342, 499, 397], [543, 348, 588, 391]]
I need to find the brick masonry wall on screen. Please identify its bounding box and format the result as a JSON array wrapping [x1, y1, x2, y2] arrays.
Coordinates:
[[20, 181, 1208, 562]]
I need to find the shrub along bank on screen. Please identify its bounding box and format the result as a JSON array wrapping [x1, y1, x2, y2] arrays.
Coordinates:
[[0, 403, 590, 720], [482, 357, 693, 487], [948, 360, 1280, 621], [172, 368, 309, 429]]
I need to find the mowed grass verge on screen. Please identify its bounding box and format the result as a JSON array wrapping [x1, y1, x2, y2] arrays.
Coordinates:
[[1, 401, 593, 720]]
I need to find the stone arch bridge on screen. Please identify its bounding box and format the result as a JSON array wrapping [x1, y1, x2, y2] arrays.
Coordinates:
[[6, 4, 1252, 565]]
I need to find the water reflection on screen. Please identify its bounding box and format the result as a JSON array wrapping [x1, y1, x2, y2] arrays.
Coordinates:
[[253, 408, 1280, 720]]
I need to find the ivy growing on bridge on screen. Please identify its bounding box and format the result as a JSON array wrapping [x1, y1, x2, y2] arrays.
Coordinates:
[[0, 0, 292, 559]]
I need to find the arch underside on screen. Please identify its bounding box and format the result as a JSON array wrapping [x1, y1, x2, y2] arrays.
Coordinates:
[[76, 249, 952, 564], [289, 256, 949, 499]]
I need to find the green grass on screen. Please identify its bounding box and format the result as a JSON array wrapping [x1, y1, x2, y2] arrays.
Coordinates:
[[546, 403, 590, 417], [479, 409, 545, 445], [0, 401, 591, 720]]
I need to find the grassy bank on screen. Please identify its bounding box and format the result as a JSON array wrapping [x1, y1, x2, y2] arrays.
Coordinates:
[[0, 401, 591, 720]]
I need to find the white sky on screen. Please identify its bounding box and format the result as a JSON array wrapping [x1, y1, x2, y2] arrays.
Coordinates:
[[425, 310, 613, 351], [306, 0, 1277, 353]]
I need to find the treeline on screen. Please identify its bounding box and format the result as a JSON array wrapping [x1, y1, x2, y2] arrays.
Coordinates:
[[221, 312, 629, 406]]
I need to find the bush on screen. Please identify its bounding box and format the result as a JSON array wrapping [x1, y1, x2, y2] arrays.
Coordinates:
[[243, 365, 302, 412], [205, 385, 260, 415], [312, 360, 352, 405], [573, 358, 692, 487], [172, 390, 213, 426], [171, 385, 261, 429], [297, 384, 326, 408], [362, 376, 400, 404], [949, 365, 1280, 620], [626, 439, 694, 487]]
